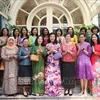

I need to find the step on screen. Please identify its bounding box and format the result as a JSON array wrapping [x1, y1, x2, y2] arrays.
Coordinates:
[[0, 94, 98, 100]]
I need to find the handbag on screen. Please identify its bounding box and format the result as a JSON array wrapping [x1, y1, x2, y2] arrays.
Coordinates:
[[30, 54, 39, 62], [54, 52, 62, 60]]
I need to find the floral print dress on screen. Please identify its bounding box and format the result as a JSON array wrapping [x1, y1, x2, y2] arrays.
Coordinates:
[[45, 43, 62, 96], [90, 44, 100, 97]]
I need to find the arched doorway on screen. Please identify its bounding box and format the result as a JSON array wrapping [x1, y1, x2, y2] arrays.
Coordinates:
[[31, 6, 67, 33], [9, 0, 86, 32]]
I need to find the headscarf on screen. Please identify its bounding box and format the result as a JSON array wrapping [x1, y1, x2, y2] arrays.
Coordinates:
[[5, 37, 17, 49]]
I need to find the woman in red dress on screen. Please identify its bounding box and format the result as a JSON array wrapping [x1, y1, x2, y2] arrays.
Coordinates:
[[41, 28, 49, 46], [90, 33, 100, 97]]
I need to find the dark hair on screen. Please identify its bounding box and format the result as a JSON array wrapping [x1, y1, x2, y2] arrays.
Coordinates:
[[34, 35, 44, 46], [91, 33, 100, 46], [79, 33, 86, 37], [13, 28, 19, 38], [48, 32, 58, 44], [31, 27, 38, 36], [55, 28, 63, 36], [91, 26, 99, 33], [66, 26, 74, 38], [80, 27, 87, 33], [64, 33, 71, 37], [0, 28, 9, 37], [21, 27, 29, 38], [41, 27, 49, 37], [22, 38, 28, 42]]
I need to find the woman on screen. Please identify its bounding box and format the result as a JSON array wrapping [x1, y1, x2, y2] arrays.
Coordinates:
[[18, 38, 31, 97], [75, 34, 94, 96], [0, 28, 9, 47], [13, 28, 21, 47], [1, 37, 18, 96], [31, 35, 46, 96], [0, 28, 9, 85], [41, 27, 49, 46], [29, 27, 38, 47], [19, 27, 29, 46], [90, 34, 100, 97], [91, 26, 100, 38], [45, 33, 62, 96], [55, 28, 65, 44], [80, 27, 90, 43], [61, 33, 76, 96], [66, 26, 78, 44]]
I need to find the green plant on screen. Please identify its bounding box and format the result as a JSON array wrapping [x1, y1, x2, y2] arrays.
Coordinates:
[[74, 24, 96, 36], [5, 23, 22, 36]]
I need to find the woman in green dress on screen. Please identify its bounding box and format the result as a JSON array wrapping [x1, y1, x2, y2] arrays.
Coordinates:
[[28, 27, 38, 47], [31, 35, 46, 96]]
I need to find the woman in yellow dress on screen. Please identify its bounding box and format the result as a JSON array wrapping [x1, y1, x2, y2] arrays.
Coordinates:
[[66, 26, 78, 44]]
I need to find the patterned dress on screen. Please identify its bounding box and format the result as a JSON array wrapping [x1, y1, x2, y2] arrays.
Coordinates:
[[75, 42, 94, 79], [31, 45, 46, 94], [90, 44, 100, 97], [45, 43, 61, 96], [1, 46, 18, 95]]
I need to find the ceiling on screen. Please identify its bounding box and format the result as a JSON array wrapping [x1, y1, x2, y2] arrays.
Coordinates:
[[0, 0, 100, 24]]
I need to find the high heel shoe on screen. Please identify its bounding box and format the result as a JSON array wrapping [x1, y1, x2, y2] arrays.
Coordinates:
[[69, 93, 73, 96], [64, 91, 69, 96], [69, 91, 73, 96], [23, 92, 28, 97]]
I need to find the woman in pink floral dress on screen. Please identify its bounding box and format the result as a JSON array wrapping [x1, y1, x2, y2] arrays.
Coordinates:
[[45, 33, 62, 96]]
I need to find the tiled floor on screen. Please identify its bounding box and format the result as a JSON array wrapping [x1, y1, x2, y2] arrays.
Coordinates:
[[0, 86, 97, 100]]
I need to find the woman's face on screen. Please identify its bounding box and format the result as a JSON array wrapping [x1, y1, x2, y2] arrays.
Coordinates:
[[23, 39, 29, 47], [38, 36, 43, 45], [22, 28, 27, 36], [8, 39, 14, 46], [3, 29, 8, 36], [80, 29, 86, 34], [43, 29, 48, 35], [79, 35, 86, 43], [92, 34, 98, 43], [65, 34, 71, 42], [32, 28, 37, 36], [50, 34, 55, 43], [68, 27, 73, 34], [93, 29, 98, 34], [57, 30, 61, 36], [14, 29, 19, 36]]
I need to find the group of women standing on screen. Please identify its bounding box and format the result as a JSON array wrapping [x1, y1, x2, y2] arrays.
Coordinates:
[[0, 26, 100, 98]]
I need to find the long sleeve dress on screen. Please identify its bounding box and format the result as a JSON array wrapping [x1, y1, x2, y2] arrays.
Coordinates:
[[31, 45, 46, 94], [90, 44, 100, 97], [75, 42, 94, 80], [1, 46, 18, 95], [45, 43, 62, 96], [61, 43, 77, 89]]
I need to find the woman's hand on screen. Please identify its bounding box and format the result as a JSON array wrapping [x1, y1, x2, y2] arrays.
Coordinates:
[[92, 46, 95, 52], [49, 47, 54, 53], [24, 52, 30, 58], [92, 46, 99, 55], [10, 54, 15, 59]]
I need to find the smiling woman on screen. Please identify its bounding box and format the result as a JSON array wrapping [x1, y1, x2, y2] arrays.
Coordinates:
[[1, 37, 18, 96]]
